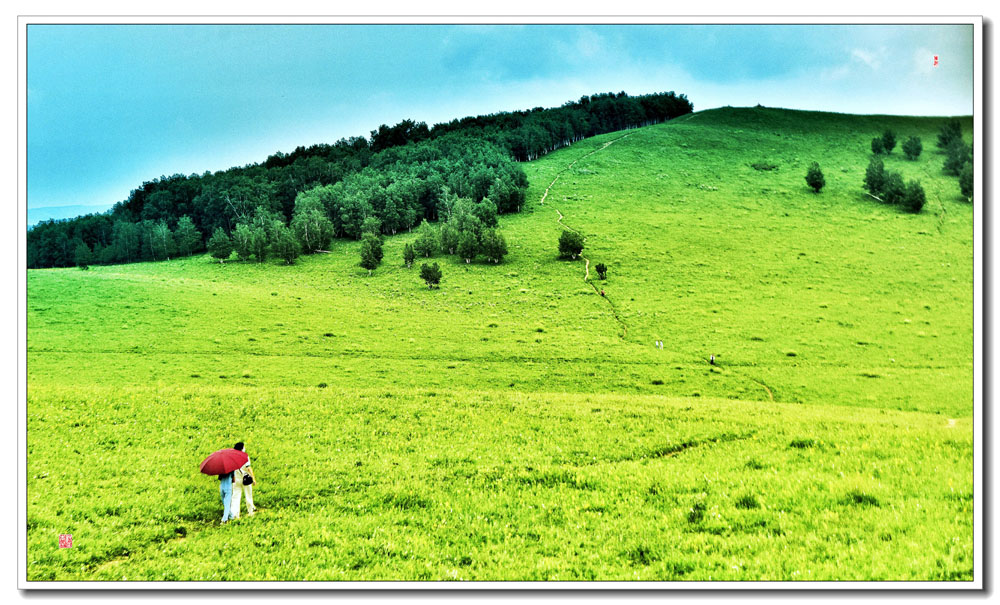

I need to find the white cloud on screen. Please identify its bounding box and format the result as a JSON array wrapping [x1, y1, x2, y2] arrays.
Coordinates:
[[850, 48, 883, 70], [575, 28, 604, 60], [819, 64, 851, 81], [817, 47, 885, 82]]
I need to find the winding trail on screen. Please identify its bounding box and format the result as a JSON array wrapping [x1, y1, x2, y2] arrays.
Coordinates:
[[747, 376, 775, 402], [538, 129, 775, 402], [540, 132, 634, 208], [542, 133, 634, 339], [538, 175, 561, 206]]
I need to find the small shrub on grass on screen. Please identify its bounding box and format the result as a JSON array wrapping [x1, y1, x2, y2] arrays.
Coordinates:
[[750, 161, 778, 171], [842, 490, 880, 507], [402, 243, 415, 268], [863, 157, 885, 196], [943, 140, 972, 176], [789, 438, 816, 449], [558, 230, 585, 260], [902, 135, 923, 160], [871, 137, 885, 155], [805, 162, 825, 193], [881, 171, 906, 206], [595, 263, 607, 279], [881, 129, 897, 155], [937, 118, 962, 149], [420, 262, 442, 289], [359, 233, 383, 276], [735, 494, 761, 510], [959, 161, 973, 200], [902, 180, 926, 213]]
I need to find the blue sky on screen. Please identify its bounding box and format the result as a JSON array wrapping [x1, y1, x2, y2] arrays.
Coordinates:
[[27, 24, 974, 214]]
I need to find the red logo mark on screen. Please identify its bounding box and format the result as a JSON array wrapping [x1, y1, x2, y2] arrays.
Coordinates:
[[934, 55, 939, 67], [58, 534, 72, 548]]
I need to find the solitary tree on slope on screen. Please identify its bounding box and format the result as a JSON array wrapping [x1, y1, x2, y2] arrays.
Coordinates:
[[420, 262, 442, 289], [805, 162, 825, 193], [558, 230, 585, 260], [902, 136, 923, 160], [359, 232, 383, 276]]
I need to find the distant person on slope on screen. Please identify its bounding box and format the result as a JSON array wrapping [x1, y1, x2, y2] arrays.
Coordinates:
[[231, 441, 256, 518], [710, 354, 715, 365]]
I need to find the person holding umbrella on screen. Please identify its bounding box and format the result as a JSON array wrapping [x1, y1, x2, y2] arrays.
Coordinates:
[[231, 441, 256, 519], [200, 447, 249, 525]]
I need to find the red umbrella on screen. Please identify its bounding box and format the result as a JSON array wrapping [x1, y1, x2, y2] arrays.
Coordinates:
[[200, 449, 249, 475]]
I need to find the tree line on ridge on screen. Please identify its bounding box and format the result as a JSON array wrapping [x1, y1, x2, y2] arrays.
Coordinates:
[[28, 90, 693, 269]]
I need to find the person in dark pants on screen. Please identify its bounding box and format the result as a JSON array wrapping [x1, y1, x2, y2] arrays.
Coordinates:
[[710, 354, 715, 365]]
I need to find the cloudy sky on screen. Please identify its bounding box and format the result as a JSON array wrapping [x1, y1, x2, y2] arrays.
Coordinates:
[[26, 23, 974, 214]]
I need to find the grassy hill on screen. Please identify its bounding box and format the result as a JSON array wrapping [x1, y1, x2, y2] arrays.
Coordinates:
[[25, 106, 975, 581]]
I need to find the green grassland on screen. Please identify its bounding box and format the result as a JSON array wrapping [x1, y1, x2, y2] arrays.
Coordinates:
[[26, 106, 975, 581]]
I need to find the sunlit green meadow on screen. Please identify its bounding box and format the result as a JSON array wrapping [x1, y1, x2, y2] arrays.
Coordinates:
[[26, 107, 975, 581]]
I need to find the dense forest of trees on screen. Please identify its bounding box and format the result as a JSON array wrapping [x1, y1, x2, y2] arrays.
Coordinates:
[[28, 91, 693, 268]]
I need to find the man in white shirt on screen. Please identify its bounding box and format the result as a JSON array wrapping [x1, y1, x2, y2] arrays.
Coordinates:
[[231, 441, 256, 518]]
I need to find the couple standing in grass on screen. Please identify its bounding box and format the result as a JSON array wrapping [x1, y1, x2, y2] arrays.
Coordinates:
[[219, 442, 256, 524]]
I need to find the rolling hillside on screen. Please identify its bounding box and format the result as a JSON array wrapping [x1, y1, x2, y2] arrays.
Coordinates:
[[25, 106, 975, 581]]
